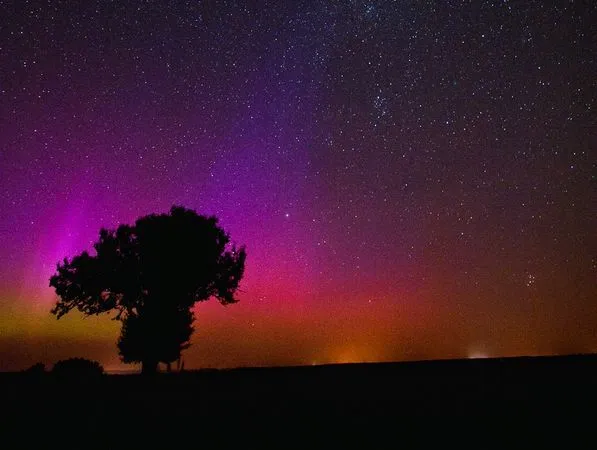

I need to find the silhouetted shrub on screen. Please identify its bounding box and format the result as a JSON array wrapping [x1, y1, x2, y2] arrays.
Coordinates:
[[23, 362, 46, 375], [52, 358, 104, 378]]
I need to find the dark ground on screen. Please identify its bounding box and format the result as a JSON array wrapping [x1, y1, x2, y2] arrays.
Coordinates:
[[2, 354, 596, 444]]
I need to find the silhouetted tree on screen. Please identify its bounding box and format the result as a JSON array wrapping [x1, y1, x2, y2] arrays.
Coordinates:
[[52, 358, 104, 377], [23, 362, 46, 375], [50, 206, 246, 374]]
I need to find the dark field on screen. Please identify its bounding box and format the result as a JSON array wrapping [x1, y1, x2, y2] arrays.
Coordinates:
[[3, 354, 596, 442]]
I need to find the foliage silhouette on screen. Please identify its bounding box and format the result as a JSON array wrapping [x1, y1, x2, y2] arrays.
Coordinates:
[[50, 206, 246, 374], [52, 358, 104, 377], [23, 362, 46, 375]]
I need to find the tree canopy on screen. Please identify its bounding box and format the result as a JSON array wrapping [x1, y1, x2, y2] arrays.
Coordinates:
[[50, 206, 246, 374]]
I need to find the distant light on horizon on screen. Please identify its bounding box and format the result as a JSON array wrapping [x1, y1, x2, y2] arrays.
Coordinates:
[[467, 348, 490, 359]]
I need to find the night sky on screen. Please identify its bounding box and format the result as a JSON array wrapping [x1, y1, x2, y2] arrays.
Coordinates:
[[1, 1, 595, 371]]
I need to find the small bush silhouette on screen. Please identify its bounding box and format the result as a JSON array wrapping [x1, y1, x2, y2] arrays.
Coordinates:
[[23, 362, 46, 374], [52, 358, 104, 378]]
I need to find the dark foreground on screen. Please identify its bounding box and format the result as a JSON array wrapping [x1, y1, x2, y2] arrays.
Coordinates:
[[3, 354, 597, 443]]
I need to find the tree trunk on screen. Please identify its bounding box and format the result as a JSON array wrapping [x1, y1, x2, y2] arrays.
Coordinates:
[[141, 360, 158, 375]]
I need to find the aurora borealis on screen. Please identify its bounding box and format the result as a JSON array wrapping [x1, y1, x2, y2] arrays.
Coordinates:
[[0, 1, 595, 371]]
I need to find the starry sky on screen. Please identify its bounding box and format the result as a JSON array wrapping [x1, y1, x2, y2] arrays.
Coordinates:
[[0, 1, 595, 371]]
